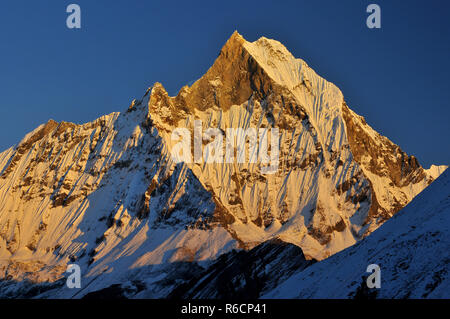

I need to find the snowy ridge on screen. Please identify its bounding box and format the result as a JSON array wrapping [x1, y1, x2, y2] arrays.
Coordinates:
[[0, 97, 237, 291], [244, 35, 346, 153]]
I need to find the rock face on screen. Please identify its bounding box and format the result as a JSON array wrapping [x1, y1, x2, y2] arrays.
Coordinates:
[[167, 238, 315, 299], [0, 31, 446, 298], [263, 169, 450, 299]]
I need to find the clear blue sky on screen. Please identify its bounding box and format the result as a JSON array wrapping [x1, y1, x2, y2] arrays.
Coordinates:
[[0, 0, 449, 168]]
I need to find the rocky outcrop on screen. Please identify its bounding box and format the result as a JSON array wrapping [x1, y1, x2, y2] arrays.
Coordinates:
[[263, 169, 450, 299]]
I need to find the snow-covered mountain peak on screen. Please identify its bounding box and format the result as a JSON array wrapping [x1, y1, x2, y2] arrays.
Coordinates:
[[142, 32, 445, 260], [0, 33, 446, 297]]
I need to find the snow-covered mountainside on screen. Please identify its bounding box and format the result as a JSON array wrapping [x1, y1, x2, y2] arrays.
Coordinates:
[[0, 31, 446, 298], [263, 168, 450, 299]]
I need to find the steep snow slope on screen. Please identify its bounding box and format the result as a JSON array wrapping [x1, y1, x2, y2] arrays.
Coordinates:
[[263, 168, 449, 299], [0, 97, 237, 288], [0, 32, 446, 296]]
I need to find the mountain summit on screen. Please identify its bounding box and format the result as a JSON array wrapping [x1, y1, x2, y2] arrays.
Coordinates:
[[147, 31, 445, 257], [0, 32, 446, 297]]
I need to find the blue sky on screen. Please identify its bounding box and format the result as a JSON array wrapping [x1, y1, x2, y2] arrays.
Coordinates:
[[0, 0, 449, 168]]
